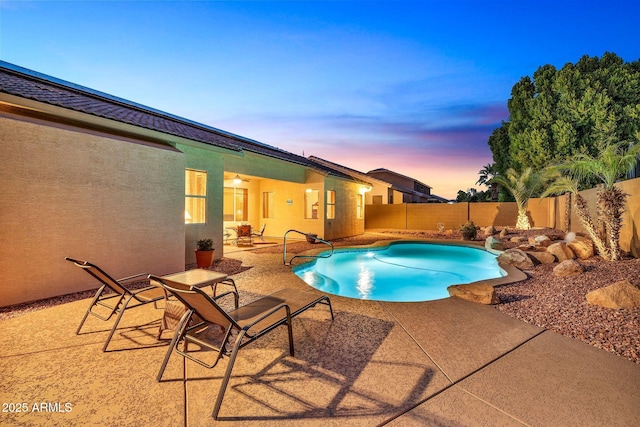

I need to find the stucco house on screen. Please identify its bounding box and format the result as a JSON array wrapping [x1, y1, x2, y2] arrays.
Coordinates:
[[366, 168, 449, 203], [0, 61, 368, 306]]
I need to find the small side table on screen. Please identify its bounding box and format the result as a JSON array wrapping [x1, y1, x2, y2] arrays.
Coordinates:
[[152, 269, 237, 338]]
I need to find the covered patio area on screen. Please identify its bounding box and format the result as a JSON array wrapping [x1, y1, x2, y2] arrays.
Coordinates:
[[1, 248, 639, 426]]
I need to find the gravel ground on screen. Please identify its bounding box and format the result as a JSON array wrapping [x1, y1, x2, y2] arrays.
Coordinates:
[[2, 229, 638, 364]]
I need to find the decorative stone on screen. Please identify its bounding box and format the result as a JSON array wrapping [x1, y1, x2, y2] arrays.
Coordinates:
[[586, 280, 640, 309], [499, 228, 509, 238], [567, 236, 594, 260], [448, 283, 499, 305], [553, 259, 584, 277], [547, 242, 576, 262], [484, 225, 496, 235], [497, 248, 535, 270], [510, 236, 527, 243], [485, 236, 504, 251], [526, 250, 556, 264]]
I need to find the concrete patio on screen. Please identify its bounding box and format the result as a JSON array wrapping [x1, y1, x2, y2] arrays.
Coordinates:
[[1, 249, 639, 426]]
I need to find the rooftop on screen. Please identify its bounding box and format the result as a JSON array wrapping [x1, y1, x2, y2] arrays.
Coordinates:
[[0, 61, 353, 181]]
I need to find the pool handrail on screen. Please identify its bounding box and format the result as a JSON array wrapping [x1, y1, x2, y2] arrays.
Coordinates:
[[283, 229, 334, 266]]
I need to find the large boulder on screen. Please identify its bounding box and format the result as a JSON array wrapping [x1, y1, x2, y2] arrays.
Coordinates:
[[497, 248, 535, 270], [485, 236, 504, 252], [553, 259, 584, 277], [567, 236, 595, 260], [526, 250, 556, 264], [448, 283, 499, 305], [547, 242, 576, 262], [586, 280, 640, 309]]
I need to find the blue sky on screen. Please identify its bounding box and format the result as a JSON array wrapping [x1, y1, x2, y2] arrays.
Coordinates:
[[1, 1, 638, 198]]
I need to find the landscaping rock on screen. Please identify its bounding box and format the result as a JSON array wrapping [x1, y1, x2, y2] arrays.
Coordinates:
[[586, 280, 640, 309], [529, 235, 550, 245], [497, 248, 535, 270], [547, 242, 576, 262], [485, 236, 504, 251], [526, 250, 556, 264], [567, 236, 594, 260], [510, 236, 527, 243], [448, 283, 499, 305], [484, 225, 496, 235], [553, 259, 584, 277], [499, 228, 509, 238]]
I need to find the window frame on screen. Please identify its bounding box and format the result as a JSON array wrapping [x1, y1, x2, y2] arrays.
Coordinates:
[[185, 169, 207, 224], [326, 189, 336, 219]]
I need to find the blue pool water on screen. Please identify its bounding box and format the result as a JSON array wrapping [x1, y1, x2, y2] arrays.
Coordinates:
[[293, 242, 505, 302]]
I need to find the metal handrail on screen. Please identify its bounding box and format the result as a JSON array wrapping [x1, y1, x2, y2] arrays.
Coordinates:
[[283, 229, 334, 266]]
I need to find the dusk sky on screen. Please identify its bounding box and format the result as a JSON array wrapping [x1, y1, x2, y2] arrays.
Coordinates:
[[1, 1, 638, 199]]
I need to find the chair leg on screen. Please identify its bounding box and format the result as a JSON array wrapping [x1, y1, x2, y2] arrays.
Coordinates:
[[212, 330, 246, 420], [157, 310, 192, 382], [76, 287, 106, 334], [286, 318, 294, 356], [102, 294, 133, 352], [76, 306, 93, 335]]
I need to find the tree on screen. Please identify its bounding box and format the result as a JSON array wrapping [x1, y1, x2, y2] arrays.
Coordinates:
[[489, 53, 640, 175], [476, 163, 499, 201], [491, 167, 552, 230], [543, 142, 640, 260]]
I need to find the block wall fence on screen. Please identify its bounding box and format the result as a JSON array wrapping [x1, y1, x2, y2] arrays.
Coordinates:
[[365, 177, 640, 257]]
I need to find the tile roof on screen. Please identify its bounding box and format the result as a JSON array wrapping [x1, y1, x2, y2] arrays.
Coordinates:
[[0, 61, 352, 180]]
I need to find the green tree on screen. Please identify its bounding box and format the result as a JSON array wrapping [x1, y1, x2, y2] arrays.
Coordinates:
[[543, 142, 640, 261], [490, 53, 640, 175], [491, 167, 552, 230]]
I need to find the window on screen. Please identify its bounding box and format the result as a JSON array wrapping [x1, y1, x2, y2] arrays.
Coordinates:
[[305, 189, 319, 219], [326, 190, 336, 219], [263, 192, 274, 218], [357, 193, 364, 219], [372, 195, 383, 205], [185, 169, 206, 224], [223, 187, 248, 222]]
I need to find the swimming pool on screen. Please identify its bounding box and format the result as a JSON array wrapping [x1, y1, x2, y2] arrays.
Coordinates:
[[293, 242, 505, 302]]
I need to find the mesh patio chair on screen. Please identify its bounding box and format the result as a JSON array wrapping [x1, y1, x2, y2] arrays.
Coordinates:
[[150, 274, 334, 420], [65, 257, 166, 352], [251, 223, 266, 242], [235, 224, 253, 246]]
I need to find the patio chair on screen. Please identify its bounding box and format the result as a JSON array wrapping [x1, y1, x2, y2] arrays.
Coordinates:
[[251, 223, 267, 242], [65, 257, 165, 352], [235, 224, 253, 246], [150, 274, 334, 420]]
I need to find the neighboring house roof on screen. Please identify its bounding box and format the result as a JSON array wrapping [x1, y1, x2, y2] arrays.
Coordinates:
[[0, 61, 353, 180], [307, 156, 389, 187], [366, 167, 450, 203], [367, 168, 432, 190]]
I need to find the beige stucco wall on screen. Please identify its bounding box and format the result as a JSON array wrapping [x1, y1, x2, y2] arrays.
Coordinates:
[[0, 113, 186, 307], [323, 176, 366, 240], [368, 200, 558, 232]]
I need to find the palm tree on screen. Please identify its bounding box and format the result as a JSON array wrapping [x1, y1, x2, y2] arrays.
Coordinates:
[[491, 167, 551, 230], [476, 163, 499, 201], [544, 142, 640, 261]]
